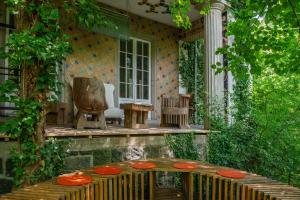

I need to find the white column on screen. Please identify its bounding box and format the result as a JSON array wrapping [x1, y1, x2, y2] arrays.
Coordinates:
[[204, 2, 225, 128]]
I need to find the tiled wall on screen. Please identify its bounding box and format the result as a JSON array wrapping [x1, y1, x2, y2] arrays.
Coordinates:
[[64, 13, 180, 120], [65, 29, 117, 86], [129, 14, 179, 119]]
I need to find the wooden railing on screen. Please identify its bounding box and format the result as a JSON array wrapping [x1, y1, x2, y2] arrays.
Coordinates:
[[1, 159, 300, 200]]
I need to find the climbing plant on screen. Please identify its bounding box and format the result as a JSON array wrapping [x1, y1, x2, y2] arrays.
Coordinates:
[[178, 39, 205, 125], [0, 0, 113, 187]]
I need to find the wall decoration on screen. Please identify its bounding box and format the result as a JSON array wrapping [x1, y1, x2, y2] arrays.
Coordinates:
[[138, 0, 170, 14]]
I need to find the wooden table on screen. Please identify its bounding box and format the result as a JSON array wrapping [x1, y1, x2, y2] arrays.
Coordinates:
[[120, 103, 153, 128]]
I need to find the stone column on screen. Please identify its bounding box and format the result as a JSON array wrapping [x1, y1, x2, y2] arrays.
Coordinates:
[[204, 2, 225, 129]]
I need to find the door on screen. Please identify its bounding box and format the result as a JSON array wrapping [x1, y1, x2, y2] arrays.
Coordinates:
[[119, 38, 151, 104]]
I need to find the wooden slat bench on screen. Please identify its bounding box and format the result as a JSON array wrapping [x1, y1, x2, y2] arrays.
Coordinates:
[[1, 158, 300, 200]]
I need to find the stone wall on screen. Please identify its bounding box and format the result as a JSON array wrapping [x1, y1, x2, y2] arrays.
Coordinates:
[[0, 134, 207, 194], [63, 134, 207, 172]]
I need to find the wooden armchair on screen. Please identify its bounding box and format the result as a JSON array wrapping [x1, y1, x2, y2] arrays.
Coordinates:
[[160, 94, 191, 129]]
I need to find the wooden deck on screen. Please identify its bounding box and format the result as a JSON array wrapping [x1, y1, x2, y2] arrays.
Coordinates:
[[45, 121, 210, 138], [0, 121, 210, 140], [1, 158, 300, 200]]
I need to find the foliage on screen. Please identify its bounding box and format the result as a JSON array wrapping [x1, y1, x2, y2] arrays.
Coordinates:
[[63, 0, 114, 30], [170, 0, 210, 29], [179, 39, 205, 124], [171, 0, 300, 187], [0, 0, 112, 187], [165, 133, 200, 188], [217, 0, 299, 77], [208, 74, 260, 171], [251, 70, 300, 185], [165, 133, 199, 161], [171, 0, 300, 76], [11, 138, 68, 186], [208, 71, 300, 187]]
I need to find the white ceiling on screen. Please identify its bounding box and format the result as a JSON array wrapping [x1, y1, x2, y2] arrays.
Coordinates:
[[98, 0, 201, 27]]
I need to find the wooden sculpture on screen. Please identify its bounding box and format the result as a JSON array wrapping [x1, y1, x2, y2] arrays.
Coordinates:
[[73, 77, 108, 129], [160, 94, 190, 129]]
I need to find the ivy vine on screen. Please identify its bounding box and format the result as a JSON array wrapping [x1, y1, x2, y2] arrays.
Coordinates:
[[179, 39, 205, 125], [0, 0, 113, 187]]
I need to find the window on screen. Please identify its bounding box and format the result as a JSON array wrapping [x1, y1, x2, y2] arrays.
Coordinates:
[[0, 5, 18, 122], [119, 38, 151, 103]]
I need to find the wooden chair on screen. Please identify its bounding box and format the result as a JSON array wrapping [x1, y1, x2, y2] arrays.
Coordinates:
[[160, 94, 191, 129], [46, 103, 68, 126], [104, 84, 123, 125], [73, 77, 107, 129]]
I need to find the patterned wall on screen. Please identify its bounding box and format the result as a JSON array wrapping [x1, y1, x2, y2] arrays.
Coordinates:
[[64, 13, 181, 120], [65, 28, 117, 85], [129, 14, 179, 119]]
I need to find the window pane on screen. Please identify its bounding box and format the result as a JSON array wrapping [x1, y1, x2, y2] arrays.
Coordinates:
[[127, 69, 133, 83], [126, 54, 133, 68], [137, 84, 142, 99], [120, 52, 126, 67], [143, 57, 149, 71], [120, 67, 126, 83], [120, 83, 126, 98], [120, 40, 126, 52], [143, 43, 149, 56], [137, 41, 143, 55], [143, 71, 149, 85], [137, 56, 142, 70], [137, 70, 142, 85], [127, 39, 133, 53], [127, 84, 133, 98], [143, 86, 149, 100]]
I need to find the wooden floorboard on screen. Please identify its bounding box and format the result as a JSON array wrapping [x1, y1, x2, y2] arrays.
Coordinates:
[[44, 126, 210, 138]]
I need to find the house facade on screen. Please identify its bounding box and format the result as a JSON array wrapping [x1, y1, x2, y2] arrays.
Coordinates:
[[63, 10, 180, 123], [0, 0, 232, 127]]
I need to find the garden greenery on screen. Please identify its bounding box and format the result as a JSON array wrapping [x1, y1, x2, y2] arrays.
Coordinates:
[[179, 39, 205, 125], [165, 133, 200, 187], [0, 0, 112, 187], [165, 133, 199, 161], [171, 0, 300, 187]]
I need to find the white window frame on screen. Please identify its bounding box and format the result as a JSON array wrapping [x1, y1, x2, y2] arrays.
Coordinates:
[[0, 7, 15, 121], [118, 37, 151, 105]]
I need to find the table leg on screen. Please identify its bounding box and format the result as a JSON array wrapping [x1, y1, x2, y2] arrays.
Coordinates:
[[124, 110, 138, 128], [143, 111, 148, 127]]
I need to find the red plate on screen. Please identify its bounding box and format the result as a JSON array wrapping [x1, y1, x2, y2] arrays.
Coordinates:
[[173, 162, 198, 169], [131, 162, 156, 169], [217, 169, 246, 179], [94, 166, 123, 175], [57, 175, 92, 186]]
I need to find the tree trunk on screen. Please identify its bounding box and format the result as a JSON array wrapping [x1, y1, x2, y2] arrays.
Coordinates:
[[20, 65, 46, 187]]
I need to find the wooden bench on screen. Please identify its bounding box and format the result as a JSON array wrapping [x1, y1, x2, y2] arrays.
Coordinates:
[[2, 158, 300, 200]]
